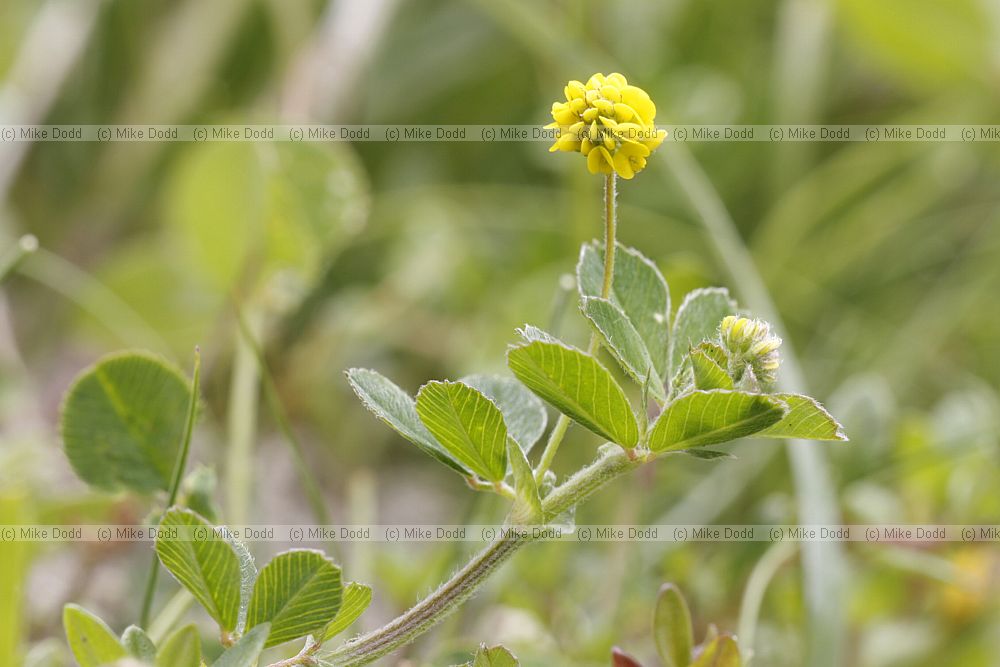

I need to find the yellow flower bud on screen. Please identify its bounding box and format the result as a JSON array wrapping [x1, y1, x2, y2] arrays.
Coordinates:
[[719, 315, 783, 386], [547, 72, 667, 179]]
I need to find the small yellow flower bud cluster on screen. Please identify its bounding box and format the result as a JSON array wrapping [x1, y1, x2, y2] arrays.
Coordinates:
[[719, 315, 782, 386], [547, 73, 667, 179]]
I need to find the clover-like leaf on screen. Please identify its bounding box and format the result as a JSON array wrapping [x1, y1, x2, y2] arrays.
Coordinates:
[[508, 339, 638, 447], [60, 351, 192, 493], [507, 437, 542, 524], [689, 634, 741, 667], [578, 242, 670, 378], [751, 393, 847, 441], [669, 288, 736, 377], [156, 624, 201, 667], [689, 347, 734, 391], [323, 582, 372, 641], [648, 390, 786, 452], [155, 508, 242, 633], [461, 374, 547, 453], [469, 643, 520, 667], [63, 604, 128, 667], [346, 368, 468, 475], [212, 623, 269, 667], [416, 381, 509, 482], [246, 550, 343, 648], [121, 625, 156, 662], [653, 583, 693, 667], [581, 296, 667, 402]]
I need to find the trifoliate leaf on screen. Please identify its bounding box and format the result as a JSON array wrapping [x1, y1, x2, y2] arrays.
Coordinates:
[[581, 296, 667, 402], [689, 347, 734, 391], [246, 550, 342, 648], [669, 288, 736, 377], [63, 604, 127, 667], [460, 374, 547, 453], [346, 368, 468, 474], [155, 508, 242, 633], [60, 352, 192, 493], [648, 390, 786, 452], [322, 582, 372, 641], [416, 381, 509, 482], [507, 438, 542, 524], [751, 394, 847, 441]]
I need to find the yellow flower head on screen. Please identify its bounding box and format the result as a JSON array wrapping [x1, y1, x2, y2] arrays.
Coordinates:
[[719, 315, 782, 386], [547, 72, 667, 179]]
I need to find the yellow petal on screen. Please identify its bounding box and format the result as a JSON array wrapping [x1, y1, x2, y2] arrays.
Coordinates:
[[565, 80, 587, 100], [587, 145, 614, 174], [556, 134, 581, 152], [613, 150, 635, 179], [582, 107, 599, 123], [595, 99, 614, 116], [618, 139, 650, 157], [614, 103, 638, 123], [580, 137, 594, 155], [585, 89, 600, 104], [586, 73, 606, 89], [606, 72, 627, 88], [622, 85, 656, 124], [589, 121, 600, 142], [552, 107, 577, 126], [569, 98, 587, 114], [600, 85, 622, 102]]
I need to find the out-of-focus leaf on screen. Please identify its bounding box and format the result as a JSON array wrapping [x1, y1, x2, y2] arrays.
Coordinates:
[[578, 242, 670, 378], [653, 583, 693, 667], [120, 625, 155, 662], [689, 634, 741, 667], [322, 583, 372, 641], [155, 509, 242, 633], [751, 394, 847, 441], [461, 374, 548, 453], [60, 352, 191, 493], [648, 390, 786, 452], [416, 381, 509, 482], [63, 605, 127, 667], [669, 288, 735, 377], [508, 339, 638, 447], [581, 296, 667, 402], [612, 647, 644, 667], [211, 623, 269, 667], [0, 495, 28, 666], [681, 449, 736, 461], [346, 369, 468, 475], [507, 437, 542, 524], [246, 550, 342, 648], [469, 643, 519, 666], [155, 624, 200, 667]]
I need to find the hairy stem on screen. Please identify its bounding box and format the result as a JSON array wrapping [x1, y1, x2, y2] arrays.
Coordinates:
[[324, 448, 640, 666], [534, 173, 617, 483], [140, 350, 201, 627]]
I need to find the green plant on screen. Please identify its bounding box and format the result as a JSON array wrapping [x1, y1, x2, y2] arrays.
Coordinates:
[[55, 74, 845, 667], [612, 583, 740, 667]]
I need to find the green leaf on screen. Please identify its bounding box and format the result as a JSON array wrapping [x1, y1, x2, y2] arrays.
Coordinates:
[[689, 348, 734, 391], [470, 643, 519, 667], [516, 324, 558, 344], [752, 394, 848, 441], [322, 582, 372, 641], [415, 381, 509, 482], [155, 508, 242, 632], [63, 604, 127, 667], [121, 625, 156, 662], [60, 352, 192, 493], [578, 242, 670, 378], [689, 634, 741, 667], [653, 583, 693, 667], [681, 448, 736, 461], [246, 550, 343, 648], [212, 623, 269, 667], [155, 624, 201, 667], [507, 340, 638, 447], [346, 368, 468, 475], [461, 374, 548, 453], [669, 288, 736, 377], [581, 297, 667, 402], [507, 438, 542, 524], [648, 390, 786, 453]]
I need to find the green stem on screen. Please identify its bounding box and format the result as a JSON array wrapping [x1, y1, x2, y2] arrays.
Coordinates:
[[139, 349, 202, 628], [233, 304, 330, 525], [226, 309, 261, 527], [324, 449, 639, 666], [534, 173, 617, 484], [0, 235, 37, 285]]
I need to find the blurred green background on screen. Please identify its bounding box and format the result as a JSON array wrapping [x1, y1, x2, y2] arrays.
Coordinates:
[[1, 0, 999, 665]]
